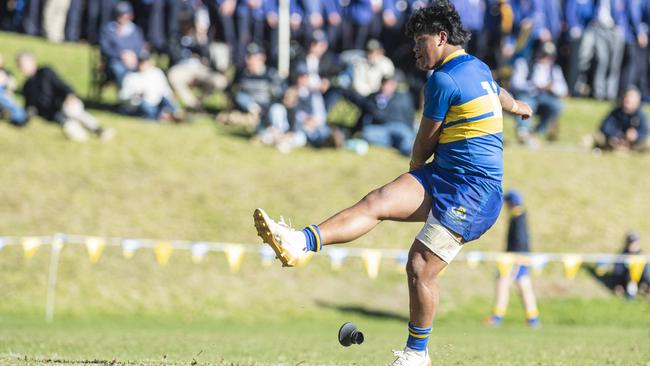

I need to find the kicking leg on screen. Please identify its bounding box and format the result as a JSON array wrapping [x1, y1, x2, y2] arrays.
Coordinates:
[[254, 173, 430, 267]]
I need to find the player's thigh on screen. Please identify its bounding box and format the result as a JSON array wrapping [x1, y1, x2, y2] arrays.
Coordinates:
[[369, 172, 431, 222]]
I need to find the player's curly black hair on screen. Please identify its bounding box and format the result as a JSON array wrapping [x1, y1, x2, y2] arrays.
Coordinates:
[[405, 0, 471, 46]]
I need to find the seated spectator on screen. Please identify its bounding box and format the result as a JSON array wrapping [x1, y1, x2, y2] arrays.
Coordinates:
[[16, 52, 113, 141], [355, 73, 415, 156], [350, 39, 395, 97], [257, 64, 340, 152], [612, 231, 650, 299], [511, 42, 568, 145], [119, 52, 182, 122], [0, 53, 29, 127], [594, 86, 648, 152], [231, 43, 284, 127], [99, 1, 145, 87], [300, 30, 345, 112], [168, 6, 228, 112]]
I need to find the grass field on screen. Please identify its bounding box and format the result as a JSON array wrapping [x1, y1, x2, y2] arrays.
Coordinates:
[[1, 32, 650, 365]]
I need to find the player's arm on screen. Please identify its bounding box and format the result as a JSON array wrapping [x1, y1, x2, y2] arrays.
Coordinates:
[[499, 87, 532, 120], [410, 117, 443, 171]]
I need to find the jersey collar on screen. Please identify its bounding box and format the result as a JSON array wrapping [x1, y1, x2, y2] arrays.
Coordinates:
[[438, 49, 467, 68]]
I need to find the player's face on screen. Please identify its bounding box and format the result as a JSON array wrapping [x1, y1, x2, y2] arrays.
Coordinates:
[[413, 33, 444, 70]]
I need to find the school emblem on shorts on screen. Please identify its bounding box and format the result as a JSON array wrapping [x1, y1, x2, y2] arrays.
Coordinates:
[[448, 206, 467, 222]]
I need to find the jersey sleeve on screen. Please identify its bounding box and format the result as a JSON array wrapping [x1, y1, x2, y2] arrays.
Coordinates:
[[423, 71, 460, 121]]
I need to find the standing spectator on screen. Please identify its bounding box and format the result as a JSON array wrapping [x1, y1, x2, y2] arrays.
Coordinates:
[[452, 0, 488, 59], [233, 0, 266, 65], [505, 0, 544, 61], [485, 190, 540, 327], [168, 6, 228, 112], [639, 0, 650, 99], [358, 73, 415, 156], [612, 231, 650, 298], [43, 0, 71, 42], [322, 0, 343, 51], [22, 0, 42, 35], [99, 1, 146, 87], [119, 52, 182, 122], [565, 0, 595, 95], [64, 0, 84, 42], [510, 42, 568, 144], [86, 0, 115, 44], [573, 0, 626, 100], [231, 43, 284, 126], [594, 86, 648, 152], [16, 52, 113, 141], [618, 0, 647, 96], [0, 53, 29, 127], [341, 0, 374, 50], [206, 0, 237, 64]]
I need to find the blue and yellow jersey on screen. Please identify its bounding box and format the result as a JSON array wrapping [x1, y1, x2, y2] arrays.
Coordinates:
[[423, 49, 503, 181]]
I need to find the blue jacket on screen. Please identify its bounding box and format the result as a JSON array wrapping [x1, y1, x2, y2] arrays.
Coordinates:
[[565, 0, 595, 32], [263, 0, 304, 21], [622, 0, 643, 43], [99, 21, 145, 60], [600, 107, 649, 142], [342, 0, 374, 25], [510, 0, 545, 38], [540, 0, 562, 39], [451, 0, 487, 31]]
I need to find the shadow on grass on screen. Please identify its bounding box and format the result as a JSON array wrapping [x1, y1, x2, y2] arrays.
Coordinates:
[[315, 300, 408, 322], [584, 264, 618, 293]]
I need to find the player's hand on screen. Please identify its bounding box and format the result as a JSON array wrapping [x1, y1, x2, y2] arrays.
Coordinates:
[[515, 101, 533, 120]]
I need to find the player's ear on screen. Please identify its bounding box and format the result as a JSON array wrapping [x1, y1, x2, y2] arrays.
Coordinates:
[[438, 31, 448, 46]]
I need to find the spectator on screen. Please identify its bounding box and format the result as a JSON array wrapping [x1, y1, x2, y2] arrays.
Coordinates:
[[99, 1, 146, 87], [168, 5, 228, 112], [452, 0, 488, 59], [573, 0, 626, 100], [356, 73, 415, 156], [0, 53, 29, 127], [65, 0, 85, 42], [119, 52, 182, 122], [565, 0, 595, 94], [256, 86, 301, 153], [341, 0, 375, 50], [87, 0, 116, 44], [350, 39, 395, 97], [16, 52, 113, 141], [594, 86, 648, 152], [618, 0, 647, 96], [485, 190, 540, 327], [511, 42, 568, 144], [300, 30, 345, 112], [43, 0, 71, 43], [612, 231, 650, 298], [231, 43, 284, 127], [322, 0, 343, 51], [22, 0, 42, 36]]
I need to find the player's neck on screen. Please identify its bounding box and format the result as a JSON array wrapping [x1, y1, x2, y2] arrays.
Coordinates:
[[436, 45, 464, 68]]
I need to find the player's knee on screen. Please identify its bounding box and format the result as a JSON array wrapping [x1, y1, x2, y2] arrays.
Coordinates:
[[360, 188, 386, 216], [406, 252, 438, 283]]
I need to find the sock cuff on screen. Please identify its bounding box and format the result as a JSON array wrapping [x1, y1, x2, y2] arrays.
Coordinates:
[[526, 309, 539, 319], [307, 225, 322, 252], [493, 307, 507, 317], [408, 323, 432, 335]]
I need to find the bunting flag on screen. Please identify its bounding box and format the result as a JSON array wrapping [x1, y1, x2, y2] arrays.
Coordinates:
[[394, 252, 408, 274], [224, 245, 245, 273], [122, 239, 140, 259], [85, 237, 106, 264], [191, 242, 209, 264], [22, 237, 41, 260], [154, 242, 173, 266], [562, 255, 583, 280], [259, 246, 276, 267], [466, 251, 482, 269], [530, 254, 549, 276], [362, 250, 382, 279], [328, 248, 348, 271], [628, 256, 647, 284], [497, 253, 515, 278]]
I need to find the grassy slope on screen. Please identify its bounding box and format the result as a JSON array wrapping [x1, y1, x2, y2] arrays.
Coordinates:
[[1, 32, 650, 365]]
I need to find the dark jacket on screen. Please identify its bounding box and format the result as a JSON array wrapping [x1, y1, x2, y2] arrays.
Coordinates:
[[99, 21, 145, 61], [507, 210, 530, 253], [22, 67, 74, 122], [600, 107, 649, 143], [363, 90, 415, 126]]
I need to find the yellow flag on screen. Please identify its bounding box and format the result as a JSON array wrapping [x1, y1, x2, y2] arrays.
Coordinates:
[[154, 242, 174, 266], [85, 237, 106, 264], [362, 250, 382, 279], [562, 255, 583, 280], [191, 243, 209, 264], [497, 253, 515, 278], [466, 251, 482, 269], [22, 237, 41, 260], [628, 256, 647, 284], [224, 245, 245, 273]]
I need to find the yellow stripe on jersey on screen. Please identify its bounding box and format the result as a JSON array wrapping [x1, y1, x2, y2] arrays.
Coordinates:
[[444, 95, 497, 124], [439, 116, 503, 144]]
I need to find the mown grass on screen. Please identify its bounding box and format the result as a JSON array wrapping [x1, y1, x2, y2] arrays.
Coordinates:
[[1, 32, 650, 365]]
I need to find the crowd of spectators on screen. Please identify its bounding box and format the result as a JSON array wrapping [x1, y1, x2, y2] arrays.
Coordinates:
[[1, 0, 650, 153]]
